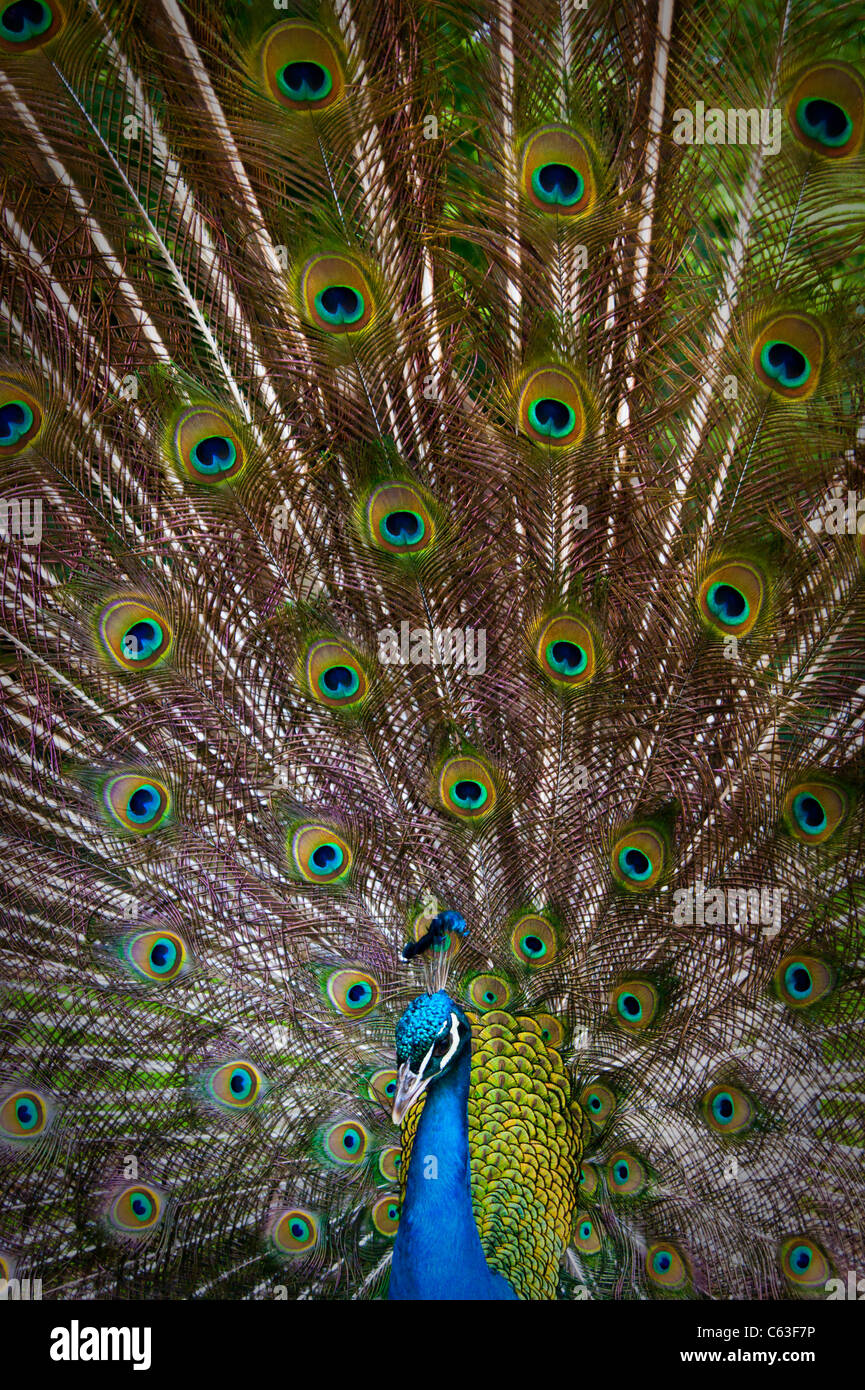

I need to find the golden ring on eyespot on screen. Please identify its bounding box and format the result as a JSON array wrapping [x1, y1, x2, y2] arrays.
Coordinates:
[[610, 979, 659, 1031], [646, 1241, 688, 1288], [510, 914, 557, 968], [368, 1068, 398, 1111], [324, 1119, 369, 1165], [0, 381, 42, 453], [371, 1194, 400, 1237], [518, 366, 587, 447], [783, 780, 849, 845], [305, 639, 368, 708], [171, 406, 245, 484], [611, 827, 665, 891], [99, 599, 172, 672], [325, 968, 380, 1019], [103, 774, 171, 833], [0, 1089, 49, 1139], [259, 20, 345, 111], [786, 62, 865, 159], [377, 1146, 401, 1183], [751, 313, 824, 401], [534, 1013, 564, 1048], [697, 560, 765, 637], [520, 125, 597, 216], [608, 1150, 646, 1195], [535, 614, 596, 686], [578, 1162, 600, 1198], [580, 1081, 616, 1128], [780, 1236, 831, 1287], [124, 929, 187, 983], [109, 1184, 162, 1233], [467, 973, 512, 1012], [207, 1060, 263, 1109], [0, 0, 64, 53], [701, 1082, 753, 1134], [774, 953, 834, 1010], [300, 255, 374, 334], [366, 482, 434, 555], [272, 1208, 319, 1254], [438, 754, 497, 819], [573, 1211, 602, 1254], [290, 824, 353, 882]]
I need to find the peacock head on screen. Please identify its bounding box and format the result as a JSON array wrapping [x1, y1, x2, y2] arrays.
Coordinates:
[[392, 990, 471, 1125]]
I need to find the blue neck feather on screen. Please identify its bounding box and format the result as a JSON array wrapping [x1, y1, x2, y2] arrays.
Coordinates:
[[388, 1042, 517, 1300]]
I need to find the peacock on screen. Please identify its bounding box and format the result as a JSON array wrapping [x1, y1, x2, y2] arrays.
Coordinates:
[[1, 0, 864, 1306]]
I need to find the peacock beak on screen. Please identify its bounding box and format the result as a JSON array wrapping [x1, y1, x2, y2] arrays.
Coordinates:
[[391, 1060, 433, 1126]]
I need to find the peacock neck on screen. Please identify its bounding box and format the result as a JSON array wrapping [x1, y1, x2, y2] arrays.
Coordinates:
[[388, 1042, 517, 1300]]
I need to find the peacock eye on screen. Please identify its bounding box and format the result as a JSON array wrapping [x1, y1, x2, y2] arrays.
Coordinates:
[[432, 1037, 449, 1057]]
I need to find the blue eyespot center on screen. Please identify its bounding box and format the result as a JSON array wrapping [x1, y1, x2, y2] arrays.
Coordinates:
[[532, 162, 585, 207], [588, 1093, 602, 1112], [797, 97, 852, 147], [793, 792, 826, 834], [310, 842, 342, 873], [149, 938, 177, 974], [277, 60, 332, 101], [580, 1221, 592, 1239], [619, 847, 652, 881], [320, 664, 359, 698], [230, 1067, 253, 1097], [618, 991, 642, 1020], [707, 582, 748, 625], [547, 639, 587, 676], [452, 779, 487, 809], [785, 962, 813, 999], [1, 1, 51, 41], [712, 1091, 735, 1123], [0, 399, 34, 442], [528, 396, 576, 437], [346, 982, 373, 1009], [131, 1192, 153, 1222], [16, 1099, 37, 1128], [382, 510, 424, 545], [653, 1250, 672, 1274], [760, 340, 810, 389], [127, 785, 160, 822], [791, 1244, 812, 1272], [191, 434, 236, 474], [122, 620, 163, 661], [316, 285, 363, 325], [614, 1161, 629, 1184]]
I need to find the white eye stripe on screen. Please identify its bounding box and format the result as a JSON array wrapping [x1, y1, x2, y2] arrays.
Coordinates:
[[437, 1014, 460, 1070]]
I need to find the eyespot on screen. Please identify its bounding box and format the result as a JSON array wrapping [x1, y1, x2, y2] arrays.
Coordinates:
[[366, 483, 434, 556], [611, 828, 665, 891], [272, 1207, 319, 1254], [377, 1146, 401, 1183], [578, 1162, 599, 1198], [535, 614, 595, 687], [780, 1236, 831, 1288], [368, 1068, 398, 1111], [438, 754, 497, 820], [610, 981, 659, 1032], [774, 953, 834, 1009], [98, 598, 171, 671], [467, 973, 512, 1012], [290, 824, 353, 883], [510, 914, 557, 968], [534, 1013, 564, 1048], [697, 560, 765, 637], [170, 406, 245, 484], [646, 1242, 688, 1289], [580, 1082, 615, 1130], [701, 1083, 753, 1134], [0, 381, 41, 452], [573, 1212, 602, 1254], [0, 0, 63, 51], [518, 367, 587, 447], [124, 929, 187, 983], [301, 255, 374, 334], [325, 968, 380, 1019], [783, 780, 849, 845], [305, 639, 368, 709], [207, 1061, 263, 1110], [520, 125, 597, 216], [109, 1184, 162, 1234], [607, 1150, 646, 1196], [0, 1089, 49, 1140], [103, 774, 170, 833], [259, 20, 344, 111], [324, 1119, 369, 1165], [752, 314, 824, 401], [786, 62, 865, 159], [371, 1195, 400, 1237]]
